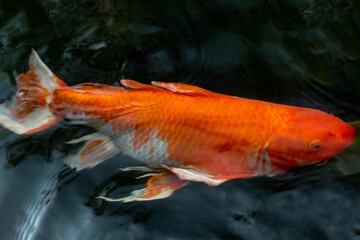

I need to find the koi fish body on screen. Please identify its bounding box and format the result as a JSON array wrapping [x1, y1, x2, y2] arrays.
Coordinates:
[[0, 50, 355, 202]]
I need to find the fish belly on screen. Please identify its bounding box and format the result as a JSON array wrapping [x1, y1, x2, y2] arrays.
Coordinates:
[[112, 127, 179, 168]]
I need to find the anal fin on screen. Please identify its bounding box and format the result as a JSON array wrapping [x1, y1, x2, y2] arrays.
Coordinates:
[[97, 171, 188, 202], [64, 132, 120, 171]]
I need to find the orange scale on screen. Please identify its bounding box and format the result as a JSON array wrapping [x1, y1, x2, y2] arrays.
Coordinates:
[[148, 146, 156, 155], [134, 128, 152, 145], [155, 131, 167, 141], [137, 136, 150, 148], [131, 139, 142, 150]]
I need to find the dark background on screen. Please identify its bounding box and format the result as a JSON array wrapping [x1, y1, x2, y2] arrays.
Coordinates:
[[0, 0, 360, 239]]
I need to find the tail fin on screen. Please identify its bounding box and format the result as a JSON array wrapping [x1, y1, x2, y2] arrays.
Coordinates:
[[0, 49, 66, 134]]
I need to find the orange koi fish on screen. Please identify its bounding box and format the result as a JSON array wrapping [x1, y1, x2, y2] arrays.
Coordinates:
[[0, 50, 355, 202]]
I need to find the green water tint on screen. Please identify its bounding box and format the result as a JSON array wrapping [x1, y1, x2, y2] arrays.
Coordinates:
[[335, 121, 360, 174]]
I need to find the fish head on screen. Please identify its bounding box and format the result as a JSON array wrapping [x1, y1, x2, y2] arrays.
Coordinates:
[[267, 109, 355, 169]]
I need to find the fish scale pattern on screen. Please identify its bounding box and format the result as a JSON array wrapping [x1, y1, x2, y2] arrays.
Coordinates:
[[114, 128, 174, 168]]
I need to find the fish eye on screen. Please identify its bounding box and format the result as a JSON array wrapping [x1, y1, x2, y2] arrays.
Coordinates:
[[309, 139, 322, 151]]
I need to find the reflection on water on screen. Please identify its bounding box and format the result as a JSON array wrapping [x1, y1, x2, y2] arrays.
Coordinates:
[[0, 0, 360, 239]]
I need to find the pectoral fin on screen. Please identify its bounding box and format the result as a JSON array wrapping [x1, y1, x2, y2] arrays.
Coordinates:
[[64, 132, 120, 171], [97, 171, 188, 202], [164, 165, 255, 186]]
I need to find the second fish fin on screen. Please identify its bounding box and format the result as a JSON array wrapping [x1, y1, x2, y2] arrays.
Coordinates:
[[151, 81, 217, 96], [164, 166, 256, 186], [64, 132, 120, 171], [97, 171, 188, 202]]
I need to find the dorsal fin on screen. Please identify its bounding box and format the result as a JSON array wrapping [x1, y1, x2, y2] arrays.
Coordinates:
[[151, 81, 216, 96], [121, 80, 159, 91], [121, 80, 216, 97], [72, 83, 125, 94]]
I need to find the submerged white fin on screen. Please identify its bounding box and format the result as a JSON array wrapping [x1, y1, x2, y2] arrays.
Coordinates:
[[119, 166, 160, 172], [135, 172, 163, 179], [64, 132, 120, 171], [96, 187, 174, 202], [65, 132, 101, 144], [97, 171, 188, 202], [163, 165, 226, 187]]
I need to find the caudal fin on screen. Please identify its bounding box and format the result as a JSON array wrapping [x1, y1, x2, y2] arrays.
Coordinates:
[[97, 170, 188, 202], [0, 49, 66, 134]]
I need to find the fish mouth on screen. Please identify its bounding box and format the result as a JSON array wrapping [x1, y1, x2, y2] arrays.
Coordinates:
[[295, 157, 328, 167], [316, 158, 329, 166]]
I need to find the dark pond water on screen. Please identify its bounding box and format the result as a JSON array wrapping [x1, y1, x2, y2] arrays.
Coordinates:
[[1, 0, 360, 239]]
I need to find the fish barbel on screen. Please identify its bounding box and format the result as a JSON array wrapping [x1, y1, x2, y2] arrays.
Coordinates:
[[0, 50, 355, 202]]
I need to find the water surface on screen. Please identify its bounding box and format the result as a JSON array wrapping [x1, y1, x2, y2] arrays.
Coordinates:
[[0, 1, 360, 239]]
